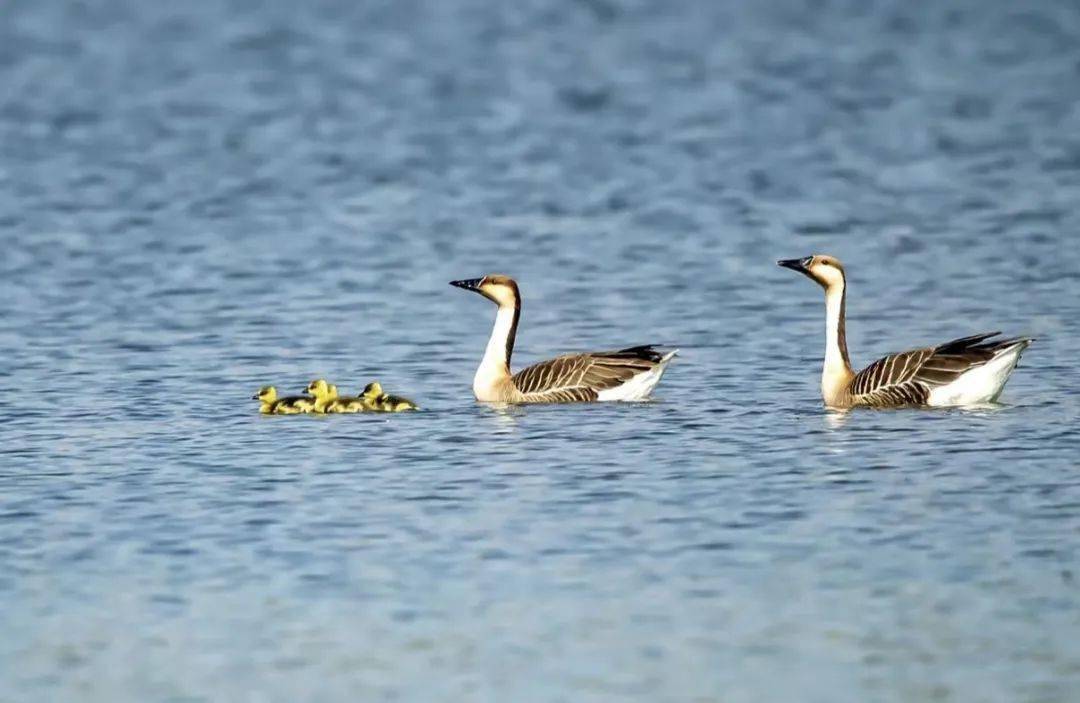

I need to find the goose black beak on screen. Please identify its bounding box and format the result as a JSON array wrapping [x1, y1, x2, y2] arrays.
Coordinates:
[[251, 393, 260, 400], [777, 257, 813, 274], [450, 278, 483, 291]]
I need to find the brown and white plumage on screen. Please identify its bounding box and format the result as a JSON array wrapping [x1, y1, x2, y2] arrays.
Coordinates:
[[510, 345, 672, 403], [842, 332, 1032, 407], [778, 255, 1032, 409], [450, 275, 676, 404]]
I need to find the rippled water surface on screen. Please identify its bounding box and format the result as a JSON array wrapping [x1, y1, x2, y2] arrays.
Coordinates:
[[3, 1, 1080, 700]]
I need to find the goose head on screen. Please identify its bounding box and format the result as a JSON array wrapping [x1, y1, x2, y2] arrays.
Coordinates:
[[778, 255, 846, 290], [253, 386, 277, 402], [450, 274, 520, 308]]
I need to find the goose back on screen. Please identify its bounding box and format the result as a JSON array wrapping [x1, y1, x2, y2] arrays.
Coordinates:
[[847, 332, 1031, 407], [511, 345, 668, 403]]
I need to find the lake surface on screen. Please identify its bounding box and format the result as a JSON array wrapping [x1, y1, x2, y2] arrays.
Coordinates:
[[2, 0, 1080, 700]]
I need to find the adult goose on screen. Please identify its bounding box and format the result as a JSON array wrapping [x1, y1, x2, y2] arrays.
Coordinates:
[[778, 255, 1032, 409], [450, 275, 677, 403]]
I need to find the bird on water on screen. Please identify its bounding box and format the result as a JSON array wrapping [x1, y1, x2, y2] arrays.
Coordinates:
[[253, 386, 316, 414], [305, 379, 339, 413], [361, 382, 419, 412], [450, 274, 677, 403], [777, 255, 1032, 409]]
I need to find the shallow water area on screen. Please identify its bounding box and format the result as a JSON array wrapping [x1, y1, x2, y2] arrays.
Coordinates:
[[2, 1, 1080, 701]]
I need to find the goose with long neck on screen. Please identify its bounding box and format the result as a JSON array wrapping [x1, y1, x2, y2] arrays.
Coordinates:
[[465, 275, 521, 400], [778, 255, 1032, 409], [784, 255, 854, 405], [450, 274, 677, 404]]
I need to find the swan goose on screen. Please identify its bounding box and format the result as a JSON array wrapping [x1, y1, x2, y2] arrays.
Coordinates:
[[778, 255, 1032, 409], [450, 274, 677, 403]]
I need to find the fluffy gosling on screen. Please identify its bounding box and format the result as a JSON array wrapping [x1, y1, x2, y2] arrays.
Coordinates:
[[305, 379, 340, 414], [253, 386, 315, 414], [361, 382, 419, 412]]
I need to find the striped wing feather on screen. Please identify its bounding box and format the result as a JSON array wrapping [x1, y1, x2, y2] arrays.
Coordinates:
[[512, 345, 666, 403], [849, 332, 1023, 407]]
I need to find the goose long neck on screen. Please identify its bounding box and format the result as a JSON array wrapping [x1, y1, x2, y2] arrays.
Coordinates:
[[480, 301, 520, 377], [824, 279, 853, 376]]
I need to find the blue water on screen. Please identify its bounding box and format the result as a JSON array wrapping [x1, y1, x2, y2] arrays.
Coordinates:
[[2, 1, 1080, 700]]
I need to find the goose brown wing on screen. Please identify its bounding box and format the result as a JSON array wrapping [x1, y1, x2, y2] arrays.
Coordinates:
[[849, 347, 935, 406], [511, 345, 666, 403], [850, 331, 1021, 406]]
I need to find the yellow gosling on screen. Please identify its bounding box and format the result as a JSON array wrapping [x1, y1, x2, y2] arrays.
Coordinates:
[[253, 386, 315, 414], [254, 386, 277, 414], [361, 382, 419, 412], [305, 379, 339, 414], [326, 394, 367, 413]]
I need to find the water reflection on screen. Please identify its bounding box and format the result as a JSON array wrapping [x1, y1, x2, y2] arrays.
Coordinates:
[[480, 402, 524, 434], [824, 409, 852, 431]]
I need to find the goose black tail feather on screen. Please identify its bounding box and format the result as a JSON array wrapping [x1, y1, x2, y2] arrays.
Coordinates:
[[611, 345, 668, 363], [935, 332, 1002, 354], [937, 332, 1033, 357]]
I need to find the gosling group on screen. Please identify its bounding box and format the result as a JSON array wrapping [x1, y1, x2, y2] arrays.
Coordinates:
[[253, 380, 418, 415], [253, 254, 1035, 413]]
